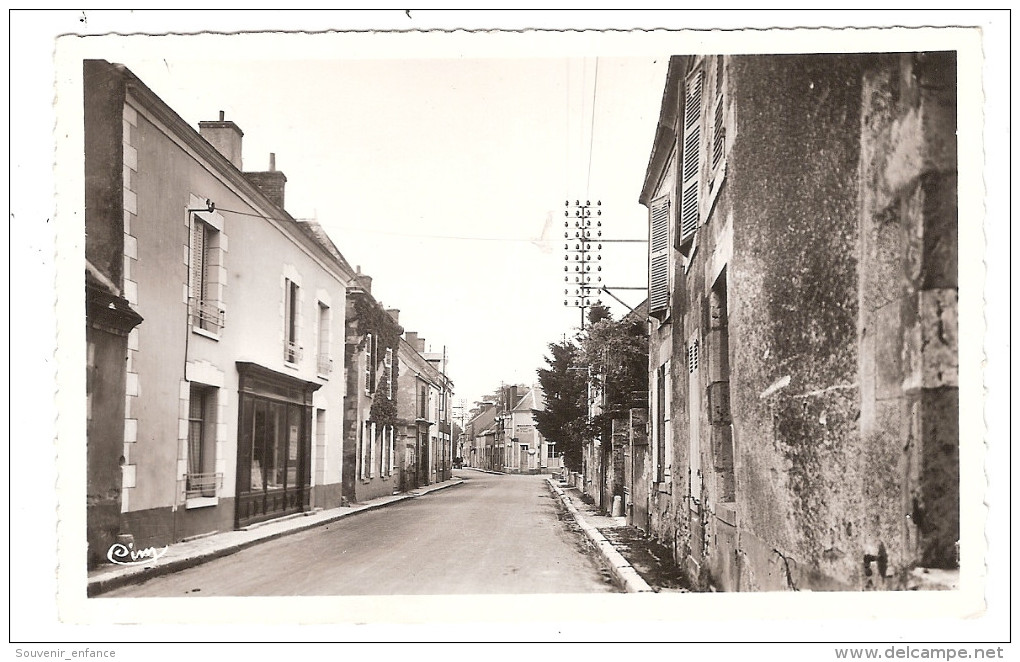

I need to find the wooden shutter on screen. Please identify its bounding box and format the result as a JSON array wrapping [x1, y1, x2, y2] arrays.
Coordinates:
[[364, 333, 373, 394], [191, 221, 207, 302], [648, 196, 671, 315], [679, 68, 703, 244], [688, 338, 702, 506], [384, 348, 394, 399]]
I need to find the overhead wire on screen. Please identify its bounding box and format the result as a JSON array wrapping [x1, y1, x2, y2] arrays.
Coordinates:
[[586, 56, 599, 200], [212, 204, 553, 243]]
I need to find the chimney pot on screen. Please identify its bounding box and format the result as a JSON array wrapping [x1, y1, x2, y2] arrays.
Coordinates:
[[269, 153, 276, 172], [219, 110, 225, 121]]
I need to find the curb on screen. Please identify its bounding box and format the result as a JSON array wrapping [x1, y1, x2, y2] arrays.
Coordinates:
[[460, 466, 507, 475], [88, 479, 465, 597], [545, 478, 654, 594]]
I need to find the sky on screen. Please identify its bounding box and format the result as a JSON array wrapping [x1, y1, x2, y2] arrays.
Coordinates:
[[70, 34, 669, 406]]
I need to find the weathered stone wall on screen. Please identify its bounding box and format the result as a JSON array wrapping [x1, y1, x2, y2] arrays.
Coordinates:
[[722, 54, 867, 590], [858, 52, 958, 575]]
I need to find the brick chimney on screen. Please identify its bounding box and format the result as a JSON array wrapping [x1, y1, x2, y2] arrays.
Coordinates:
[[198, 111, 243, 170], [386, 309, 400, 324], [351, 265, 373, 294], [405, 332, 419, 350], [244, 152, 287, 210]]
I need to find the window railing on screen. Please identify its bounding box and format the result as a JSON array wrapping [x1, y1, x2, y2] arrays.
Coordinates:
[[184, 471, 222, 499], [317, 354, 333, 375], [284, 341, 302, 364], [189, 297, 225, 332]]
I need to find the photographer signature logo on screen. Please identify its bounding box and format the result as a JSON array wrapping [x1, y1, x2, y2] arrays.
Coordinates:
[[106, 541, 169, 566]]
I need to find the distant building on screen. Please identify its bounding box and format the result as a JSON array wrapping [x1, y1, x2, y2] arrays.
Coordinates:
[[396, 333, 454, 489], [637, 53, 958, 590], [342, 276, 403, 503], [507, 385, 559, 474]]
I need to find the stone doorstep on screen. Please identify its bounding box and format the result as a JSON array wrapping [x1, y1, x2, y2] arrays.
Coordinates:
[[88, 478, 464, 596]]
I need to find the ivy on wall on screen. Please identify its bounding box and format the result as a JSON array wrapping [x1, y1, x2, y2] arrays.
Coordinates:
[[350, 292, 402, 429]]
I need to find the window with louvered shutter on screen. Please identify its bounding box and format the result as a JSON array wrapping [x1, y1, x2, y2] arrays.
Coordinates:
[[648, 195, 670, 315], [364, 333, 374, 394], [687, 336, 702, 507], [384, 347, 393, 399], [679, 68, 703, 245], [191, 221, 207, 302]]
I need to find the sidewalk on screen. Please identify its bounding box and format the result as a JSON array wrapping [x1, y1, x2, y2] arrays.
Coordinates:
[[546, 478, 691, 593], [88, 477, 464, 596]]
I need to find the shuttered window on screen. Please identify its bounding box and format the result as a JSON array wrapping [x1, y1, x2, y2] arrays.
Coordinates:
[[648, 195, 671, 316], [284, 279, 300, 363], [191, 220, 208, 303], [364, 333, 375, 394], [679, 68, 703, 246], [688, 336, 702, 508], [384, 347, 394, 399]]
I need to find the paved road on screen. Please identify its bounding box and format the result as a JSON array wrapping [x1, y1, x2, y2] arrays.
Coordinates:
[[102, 471, 617, 596]]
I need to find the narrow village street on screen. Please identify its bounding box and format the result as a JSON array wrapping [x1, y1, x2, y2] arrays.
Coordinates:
[[101, 471, 618, 597]]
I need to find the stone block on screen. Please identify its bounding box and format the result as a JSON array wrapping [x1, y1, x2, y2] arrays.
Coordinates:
[[706, 328, 730, 383], [707, 381, 731, 425], [914, 388, 959, 568], [859, 323, 877, 436], [710, 424, 734, 471], [123, 188, 137, 215], [121, 464, 136, 489], [903, 172, 958, 290], [874, 299, 905, 400], [912, 289, 958, 389]]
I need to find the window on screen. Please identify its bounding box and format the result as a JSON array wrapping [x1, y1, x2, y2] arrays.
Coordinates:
[[186, 384, 219, 498], [388, 426, 396, 475], [546, 442, 557, 459], [190, 218, 224, 333], [383, 347, 394, 399], [655, 364, 666, 483], [648, 196, 671, 317], [709, 272, 736, 503], [369, 422, 377, 479], [316, 302, 332, 375], [688, 338, 703, 508], [711, 55, 727, 176], [419, 384, 428, 419], [359, 421, 369, 480], [284, 279, 301, 363], [364, 333, 376, 394], [678, 64, 704, 248]]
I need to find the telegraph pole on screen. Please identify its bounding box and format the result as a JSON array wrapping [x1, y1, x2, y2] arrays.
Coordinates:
[[563, 199, 603, 329], [563, 200, 647, 325]]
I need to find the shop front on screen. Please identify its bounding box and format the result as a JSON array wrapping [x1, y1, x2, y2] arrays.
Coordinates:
[[234, 362, 320, 528]]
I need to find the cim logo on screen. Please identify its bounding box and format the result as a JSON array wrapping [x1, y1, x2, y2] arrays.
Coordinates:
[[106, 541, 168, 566]]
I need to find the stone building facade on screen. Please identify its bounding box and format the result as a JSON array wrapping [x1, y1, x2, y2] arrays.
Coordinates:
[[84, 59, 355, 556], [637, 53, 958, 590]]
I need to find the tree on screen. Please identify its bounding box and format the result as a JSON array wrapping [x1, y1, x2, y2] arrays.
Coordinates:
[[534, 339, 587, 472], [535, 307, 650, 473], [582, 312, 649, 418]]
